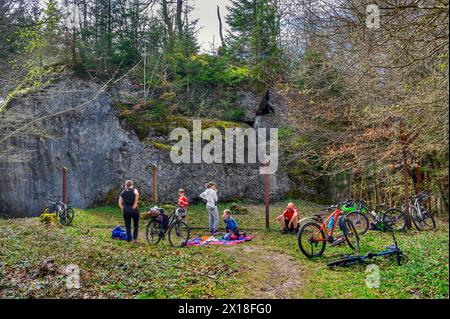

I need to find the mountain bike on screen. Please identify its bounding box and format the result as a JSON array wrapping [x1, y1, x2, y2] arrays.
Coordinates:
[[403, 191, 436, 231], [298, 199, 369, 236], [40, 195, 75, 226], [146, 207, 190, 247], [354, 198, 408, 232], [327, 226, 404, 268], [297, 202, 360, 258]]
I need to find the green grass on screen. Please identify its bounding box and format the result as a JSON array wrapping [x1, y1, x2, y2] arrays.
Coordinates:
[[0, 199, 448, 299]]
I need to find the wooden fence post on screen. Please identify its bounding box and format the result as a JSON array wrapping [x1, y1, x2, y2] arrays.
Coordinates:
[[263, 161, 270, 229], [62, 167, 67, 205], [151, 164, 158, 205], [425, 171, 433, 216]]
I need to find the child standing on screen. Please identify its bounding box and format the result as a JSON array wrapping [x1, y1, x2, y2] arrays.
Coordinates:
[[200, 182, 219, 235], [178, 189, 189, 210]]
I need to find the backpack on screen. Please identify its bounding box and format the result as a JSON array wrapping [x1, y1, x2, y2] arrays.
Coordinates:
[[112, 225, 127, 240]]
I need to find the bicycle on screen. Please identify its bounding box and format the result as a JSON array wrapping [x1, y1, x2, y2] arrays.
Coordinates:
[[146, 207, 190, 247], [404, 191, 436, 231], [299, 199, 369, 236], [339, 199, 370, 235], [297, 202, 360, 258], [40, 195, 75, 226], [327, 226, 404, 268], [353, 198, 408, 232]]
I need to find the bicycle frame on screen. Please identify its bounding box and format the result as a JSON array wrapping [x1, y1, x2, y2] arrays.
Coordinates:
[[357, 200, 385, 222], [412, 198, 422, 217], [314, 206, 344, 241], [160, 211, 181, 234]]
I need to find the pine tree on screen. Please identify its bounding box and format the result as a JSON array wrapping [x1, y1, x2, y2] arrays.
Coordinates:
[[225, 0, 281, 88]]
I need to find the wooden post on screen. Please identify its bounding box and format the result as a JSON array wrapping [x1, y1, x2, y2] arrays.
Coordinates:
[[62, 167, 67, 205], [263, 161, 270, 229], [415, 165, 421, 193], [400, 123, 411, 229], [349, 168, 353, 199], [425, 171, 433, 216], [151, 164, 158, 205]]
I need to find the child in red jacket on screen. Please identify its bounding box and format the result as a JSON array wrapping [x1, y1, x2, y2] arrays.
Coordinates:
[[277, 202, 300, 234], [177, 189, 189, 217]]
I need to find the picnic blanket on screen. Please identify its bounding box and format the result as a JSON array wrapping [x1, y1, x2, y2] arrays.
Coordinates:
[[186, 234, 255, 246]]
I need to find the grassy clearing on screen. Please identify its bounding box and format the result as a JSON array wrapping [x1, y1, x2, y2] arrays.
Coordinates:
[[0, 199, 448, 299]]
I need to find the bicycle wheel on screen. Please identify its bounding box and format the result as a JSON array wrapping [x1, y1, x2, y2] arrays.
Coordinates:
[[59, 207, 75, 226], [146, 219, 163, 245], [297, 221, 326, 258], [168, 221, 190, 247], [343, 219, 360, 250], [382, 208, 408, 232], [421, 210, 436, 230], [408, 206, 423, 231], [346, 212, 369, 235]]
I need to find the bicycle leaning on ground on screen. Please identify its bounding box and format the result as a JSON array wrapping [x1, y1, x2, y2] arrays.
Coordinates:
[[297, 202, 360, 258], [146, 207, 190, 247], [40, 195, 75, 226], [327, 224, 404, 268]]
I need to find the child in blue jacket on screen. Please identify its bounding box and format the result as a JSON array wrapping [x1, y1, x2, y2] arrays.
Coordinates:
[[223, 209, 240, 236]]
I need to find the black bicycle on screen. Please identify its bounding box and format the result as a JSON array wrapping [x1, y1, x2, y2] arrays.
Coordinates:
[[354, 198, 408, 232], [327, 226, 404, 268], [40, 195, 75, 226], [146, 207, 190, 247]]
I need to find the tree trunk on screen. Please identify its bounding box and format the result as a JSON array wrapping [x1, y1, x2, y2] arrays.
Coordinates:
[[176, 0, 183, 37], [162, 0, 174, 43], [400, 122, 411, 228], [217, 5, 225, 47]]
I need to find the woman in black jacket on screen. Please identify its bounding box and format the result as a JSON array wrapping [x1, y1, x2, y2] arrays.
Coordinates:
[[118, 180, 140, 242]]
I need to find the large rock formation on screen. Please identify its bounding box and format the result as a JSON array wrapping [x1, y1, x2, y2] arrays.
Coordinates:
[[0, 77, 293, 217]]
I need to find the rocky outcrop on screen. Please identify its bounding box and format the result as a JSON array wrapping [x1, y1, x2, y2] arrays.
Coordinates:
[[0, 77, 293, 217]]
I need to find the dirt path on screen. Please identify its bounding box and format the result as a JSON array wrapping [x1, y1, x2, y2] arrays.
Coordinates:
[[227, 245, 307, 299]]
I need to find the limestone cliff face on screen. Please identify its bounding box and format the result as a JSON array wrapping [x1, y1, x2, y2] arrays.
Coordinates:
[[0, 77, 293, 217]]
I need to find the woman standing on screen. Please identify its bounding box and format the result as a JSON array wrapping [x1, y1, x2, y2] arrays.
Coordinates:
[[200, 182, 219, 235], [118, 180, 140, 243]]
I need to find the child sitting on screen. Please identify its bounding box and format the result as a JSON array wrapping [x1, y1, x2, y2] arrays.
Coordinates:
[[277, 202, 300, 234], [223, 209, 244, 238]]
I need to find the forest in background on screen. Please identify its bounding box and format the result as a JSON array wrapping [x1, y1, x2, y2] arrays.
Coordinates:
[[0, 0, 448, 214]]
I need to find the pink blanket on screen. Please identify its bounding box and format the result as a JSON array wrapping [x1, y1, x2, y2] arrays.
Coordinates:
[[186, 235, 255, 246]]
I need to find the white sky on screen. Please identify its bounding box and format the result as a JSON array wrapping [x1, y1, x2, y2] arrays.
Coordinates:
[[191, 0, 231, 52]]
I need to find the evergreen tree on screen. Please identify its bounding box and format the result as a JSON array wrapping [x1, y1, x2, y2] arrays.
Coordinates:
[[226, 0, 281, 88]]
